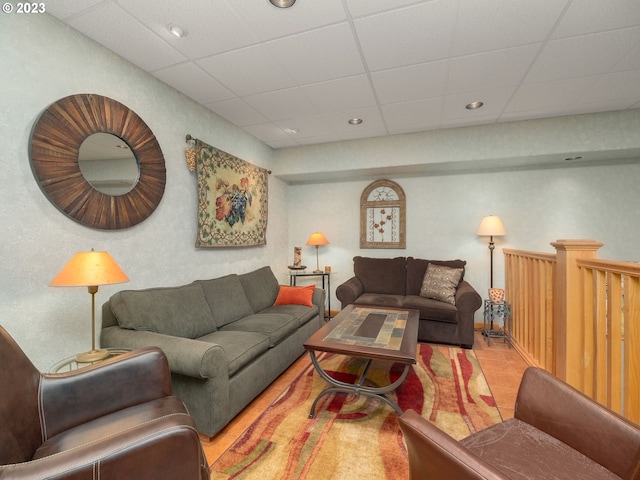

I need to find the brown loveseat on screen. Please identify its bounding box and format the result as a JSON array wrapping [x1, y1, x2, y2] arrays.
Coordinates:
[[399, 367, 640, 479], [336, 256, 482, 348]]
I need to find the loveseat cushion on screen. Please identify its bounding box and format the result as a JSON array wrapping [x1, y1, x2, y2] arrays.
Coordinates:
[[220, 313, 299, 347], [110, 283, 216, 338], [403, 295, 458, 323], [406, 257, 466, 295], [196, 274, 254, 328], [239, 266, 280, 313], [196, 331, 271, 376], [353, 256, 406, 295], [353, 293, 404, 309]]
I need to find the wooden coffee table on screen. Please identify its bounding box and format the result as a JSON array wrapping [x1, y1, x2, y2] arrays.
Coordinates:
[[303, 304, 419, 418]]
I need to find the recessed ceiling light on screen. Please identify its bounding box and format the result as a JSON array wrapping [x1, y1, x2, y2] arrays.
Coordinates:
[[348, 118, 363, 125], [167, 24, 187, 38], [284, 128, 299, 135], [564, 156, 583, 161], [269, 0, 296, 7], [466, 101, 484, 110]]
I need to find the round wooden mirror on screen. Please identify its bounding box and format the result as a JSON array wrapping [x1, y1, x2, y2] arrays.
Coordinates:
[[30, 94, 166, 230]]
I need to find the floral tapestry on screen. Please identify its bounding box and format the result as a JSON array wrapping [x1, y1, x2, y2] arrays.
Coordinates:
[[190, 139, 268, 247]]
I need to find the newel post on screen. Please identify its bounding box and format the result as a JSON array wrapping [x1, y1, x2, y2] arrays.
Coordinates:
[[551, 239, 604, 388]]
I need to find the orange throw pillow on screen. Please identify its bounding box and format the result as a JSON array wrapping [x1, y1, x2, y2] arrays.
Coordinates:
[[274, 285, 315, 307]]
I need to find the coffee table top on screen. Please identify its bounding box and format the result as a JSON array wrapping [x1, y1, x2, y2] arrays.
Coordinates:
[[304, 305, 419, 364]]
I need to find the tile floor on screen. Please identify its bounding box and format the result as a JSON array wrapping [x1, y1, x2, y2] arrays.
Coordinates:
[[200, 329, 529, 466]]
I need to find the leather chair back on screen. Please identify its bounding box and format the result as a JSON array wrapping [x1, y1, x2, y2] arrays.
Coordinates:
[[0, 326, 43, 464]]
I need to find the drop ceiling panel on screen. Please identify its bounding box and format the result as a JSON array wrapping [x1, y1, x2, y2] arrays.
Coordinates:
[[243, 87, 319, 122], [552, 0, 640, 38], [265, 23, 365, 85], [154, 63, 235, 105], [65, 2, 187, 71], [206, 98, 268, 127], [354, 1, 459, 71], [197, 45, 297, 97], [371, 60, 449, 105], [300, 75, 377, 114]]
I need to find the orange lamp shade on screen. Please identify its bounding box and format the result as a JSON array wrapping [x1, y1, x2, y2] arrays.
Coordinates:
[[306, 232, 329, 246], [50, 250, 129, 287]]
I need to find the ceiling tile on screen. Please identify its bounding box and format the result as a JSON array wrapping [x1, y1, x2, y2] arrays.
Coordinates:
[[345, 0, 428, 18], [229, 0, 347, 41], [66, 2, 187, 71], [526, 28, 640, 83], [371, 60, 449, 104], [447, 44, 540, 94], [442, 87, 516, 121], [355, 1, 459, 71], [45, 0, 104, 19], [323, 106, 387, 134], [243, 123, 295, 148], [453, 0, 569, 56], [120, 0, 259, 58], [382, 97, 444, 134], [504, 77, 596, 114], [243, 88, 319, 122], [274, 116, 335, 139], [206, 98, 268, 127], [580, 69, 640, 105], [197, 45, 297, 96], [266, 23, 365, 85], [154, 63, 235, 104], [300, 75, 377, 114], [552, 0, 640, 38]]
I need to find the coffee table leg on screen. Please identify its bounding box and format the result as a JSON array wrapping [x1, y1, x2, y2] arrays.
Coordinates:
[[308, 350, 411, 418]]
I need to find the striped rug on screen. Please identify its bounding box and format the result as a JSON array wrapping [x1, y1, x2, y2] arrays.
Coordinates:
[[211, 343, 501, 480]]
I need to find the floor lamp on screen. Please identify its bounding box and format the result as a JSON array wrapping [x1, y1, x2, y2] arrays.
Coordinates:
[[306, 232, 329, 274], [476, 215, 506, 288], [51, 249, 129, 362]]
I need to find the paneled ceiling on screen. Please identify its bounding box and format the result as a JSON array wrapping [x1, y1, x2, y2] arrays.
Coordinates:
[[48, 0, 640, 149]]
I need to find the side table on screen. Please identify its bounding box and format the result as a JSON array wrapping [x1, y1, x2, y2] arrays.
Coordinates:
[[289, 271, 331, 320], [50, 348, 131, 373], [482, 299, 511, 347]]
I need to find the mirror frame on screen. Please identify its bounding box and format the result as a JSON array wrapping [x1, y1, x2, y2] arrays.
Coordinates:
[[30, 94, 166, 230]]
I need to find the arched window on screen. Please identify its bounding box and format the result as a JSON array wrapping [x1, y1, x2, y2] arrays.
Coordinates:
[[360, 179, 406, 249]]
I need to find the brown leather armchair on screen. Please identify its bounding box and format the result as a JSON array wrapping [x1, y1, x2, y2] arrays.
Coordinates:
[[399, 367, 640, 480], [0, 325, 210, 479]]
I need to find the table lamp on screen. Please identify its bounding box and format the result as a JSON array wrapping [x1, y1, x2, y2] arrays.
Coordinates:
[[50, 249, 129, 362], [306, 232, 329, 274], [476, 215, 506, 288]]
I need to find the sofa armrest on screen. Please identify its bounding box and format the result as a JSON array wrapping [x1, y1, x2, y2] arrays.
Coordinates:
[[515, 367, 640, 478], [312, 287, 326, 317], [336, 276, 364, 308], [455, 281, 482, 313], [398, 410, 510, 480], [40, 347, 172, 438], [101, 327, 228, 380]]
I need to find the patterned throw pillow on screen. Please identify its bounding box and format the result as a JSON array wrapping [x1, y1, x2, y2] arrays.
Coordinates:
[[419, 263, 464, 305]]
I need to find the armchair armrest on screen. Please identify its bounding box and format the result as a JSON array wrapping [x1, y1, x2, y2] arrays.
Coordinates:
[[40, 347, 171, 438], [515, 367, 640, 478], [398, 410, 510, 480], [336, 276, 364, 308], [101, 327, 229, 379]]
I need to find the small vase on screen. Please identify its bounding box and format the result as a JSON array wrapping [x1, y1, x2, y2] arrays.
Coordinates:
[[489, 288, 505, 303]]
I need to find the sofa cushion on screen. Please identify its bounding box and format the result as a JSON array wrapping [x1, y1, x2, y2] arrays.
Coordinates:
[[353, 256, 406, 295], [461, 418, 621, 480], [403, 295, 458, 323], [196, 274, 254, 328], [353, 293, 405, 309], [110, 283, 216, 339], [196, 331, 271, 376], [239, 266, 280, 313], [221, 313, 299, 347], [406, 257, 467, 295], [260, 304, 319, 327], [274, 285, 315, 307], [420, 264, 464, 305]]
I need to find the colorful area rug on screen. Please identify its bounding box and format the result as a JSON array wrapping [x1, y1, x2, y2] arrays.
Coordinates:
[[211, 343, 501, 480]]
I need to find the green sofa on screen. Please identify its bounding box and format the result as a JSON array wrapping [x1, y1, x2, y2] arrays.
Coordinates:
[[100, 266, 325, 438]]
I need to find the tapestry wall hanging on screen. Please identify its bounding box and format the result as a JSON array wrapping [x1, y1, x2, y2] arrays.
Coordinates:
[[185, 137, 268, 247]]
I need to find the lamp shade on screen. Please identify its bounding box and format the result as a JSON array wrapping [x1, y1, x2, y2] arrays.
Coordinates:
[[50, 249, 129, 287], [306, 232, 329, 246], [476, 216, 506, 237]]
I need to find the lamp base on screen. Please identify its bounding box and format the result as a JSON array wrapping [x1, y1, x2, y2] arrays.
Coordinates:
[[313, 269, 323, 273], [76, 349, 110, 363]]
